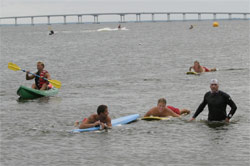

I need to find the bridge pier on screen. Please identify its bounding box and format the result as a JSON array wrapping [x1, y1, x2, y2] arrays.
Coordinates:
[[244, 13, 247, 19], [183, 13, 186, 21], [152, 14, 155, 22], [167, 13, 170, 21], [31, 17, 34, 25], [229, 13, 232, 20], [136, 14, 141, 22], [120, 14, 125, 23], [213, 13, 217, 20], [198, 13, 201, 20], [47, 16, 50, 25], [64, 16, 66, 24], [15, 17, 17, 25], [94, 15, 99, 23], [78, 15, 82, 24]]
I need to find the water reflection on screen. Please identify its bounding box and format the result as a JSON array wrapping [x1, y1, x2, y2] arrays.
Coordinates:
[[17, 96, 62, 104], [205, 121, 229, 130]]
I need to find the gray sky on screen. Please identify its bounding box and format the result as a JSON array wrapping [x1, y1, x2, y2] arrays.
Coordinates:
[[1, 0, 249, 17]]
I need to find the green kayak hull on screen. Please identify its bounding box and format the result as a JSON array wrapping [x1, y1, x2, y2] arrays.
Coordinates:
[[17, 85, 58, 99]]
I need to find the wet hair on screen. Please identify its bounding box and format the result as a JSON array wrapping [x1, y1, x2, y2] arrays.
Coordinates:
[[194, 60, 200, 64], [37, 61, 45, 68], [158, 98, 167, 105], [97, 105, 108, 115]]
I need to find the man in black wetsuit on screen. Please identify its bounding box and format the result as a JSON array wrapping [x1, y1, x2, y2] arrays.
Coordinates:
[[190, 79, 237, 122]]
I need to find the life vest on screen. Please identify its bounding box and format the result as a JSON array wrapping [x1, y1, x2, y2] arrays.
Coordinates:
[[35, 70, 49, 89]]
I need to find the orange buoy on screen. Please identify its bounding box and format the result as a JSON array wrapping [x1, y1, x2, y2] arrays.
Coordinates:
[[213, 22, 219, 27]]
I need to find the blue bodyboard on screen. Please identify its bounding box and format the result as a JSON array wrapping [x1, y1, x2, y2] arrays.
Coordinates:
[[71, 114, 139, 133]]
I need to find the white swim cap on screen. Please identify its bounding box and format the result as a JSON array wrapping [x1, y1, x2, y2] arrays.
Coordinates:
[[210, 79, 219, 85]]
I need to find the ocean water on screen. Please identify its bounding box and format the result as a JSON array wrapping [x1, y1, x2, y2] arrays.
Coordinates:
[[0, 20, 249, 166]]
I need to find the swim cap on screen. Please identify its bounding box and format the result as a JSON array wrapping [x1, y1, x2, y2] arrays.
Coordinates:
[[210, 79, 219, 85]]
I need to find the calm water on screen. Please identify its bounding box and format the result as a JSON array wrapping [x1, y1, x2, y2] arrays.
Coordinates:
[[0, 20, 250, 166]]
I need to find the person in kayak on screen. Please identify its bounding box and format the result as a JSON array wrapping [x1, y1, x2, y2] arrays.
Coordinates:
[[190, 79, 237, 122], [26, 61, 52, 90], [118, 24, 121, 29], [144, 98, 180, 117], [75, 105, 112, 129], [189, 61, 216, 73]]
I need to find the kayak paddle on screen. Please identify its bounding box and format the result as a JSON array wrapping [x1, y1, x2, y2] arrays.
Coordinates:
[[8, 62, 61, 88]]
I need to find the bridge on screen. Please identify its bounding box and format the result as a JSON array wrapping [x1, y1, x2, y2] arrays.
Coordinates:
[[0, 12, 249, 25]]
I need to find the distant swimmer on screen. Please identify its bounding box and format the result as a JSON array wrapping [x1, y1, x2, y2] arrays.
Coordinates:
[[189, 60, 216, 73], [189, 25, 193, 29], [190, 79, 237, 122], [49, 30, 54, 35], [118, 24, 121, 29], [74, 105, 112, 129], [144, 98, 180, 117]]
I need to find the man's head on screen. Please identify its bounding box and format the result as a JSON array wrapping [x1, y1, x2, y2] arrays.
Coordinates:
[[194, 61, 200, 67], [210, 79, 219, 92], [157, 98, 167, 112], [97, 105, 108, 116], [37, 61, 45, 71]]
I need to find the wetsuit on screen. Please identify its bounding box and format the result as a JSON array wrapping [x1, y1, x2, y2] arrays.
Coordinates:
[[193, 90, 237, 121]]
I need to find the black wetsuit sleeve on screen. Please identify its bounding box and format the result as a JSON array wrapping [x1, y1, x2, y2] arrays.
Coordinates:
[[226, 96, 237, 119], [192, 93, 208, 119]]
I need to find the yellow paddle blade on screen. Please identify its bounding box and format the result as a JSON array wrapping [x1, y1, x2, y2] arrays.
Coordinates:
[[49, 80, 61, 89], [8, 62, 21, 71]]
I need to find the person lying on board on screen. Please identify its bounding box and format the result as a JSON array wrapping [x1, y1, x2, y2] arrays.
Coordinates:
[[189, 61, 216, 73], [26, 61, 53, 90], [144, 98, 180, 117], [74, 105, 112, 129]]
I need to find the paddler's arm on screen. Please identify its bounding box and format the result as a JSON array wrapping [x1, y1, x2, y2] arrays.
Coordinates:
[[189, 66, 193, 71], [170, 111, 180, 117], [103, 116, 112, 129], [144, 107, 156, 117], [44, 72, 51, 84], [26, 71, 35, 80], [167, 108, 180, 117], [79, 116, 100, 129], [45, 72, 51, 80]]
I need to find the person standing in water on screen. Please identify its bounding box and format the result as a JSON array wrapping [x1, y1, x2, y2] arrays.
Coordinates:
[[190, 79, 237, 122]]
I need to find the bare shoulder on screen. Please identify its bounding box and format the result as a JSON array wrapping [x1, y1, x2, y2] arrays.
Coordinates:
[[144, 107, 157, 117], [88, 114, 98, 122]]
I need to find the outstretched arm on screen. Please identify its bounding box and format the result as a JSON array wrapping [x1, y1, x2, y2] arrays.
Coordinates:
[[26, 71, 35, 80], [189, 66, 193, 71], [79, 116, 100, 129], [144, 108, 154, 117], [190, 95, 207, 121]]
